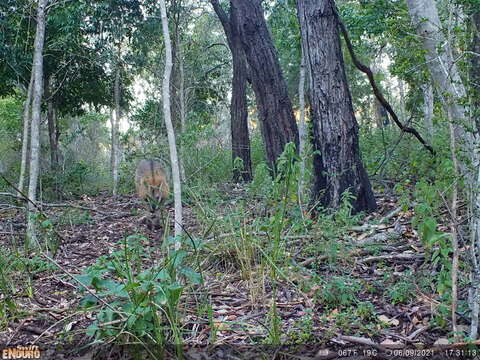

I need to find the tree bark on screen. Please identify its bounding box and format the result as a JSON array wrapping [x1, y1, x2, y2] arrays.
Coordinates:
[[112, 63, 121, 196], [471, 10, 480, 133], [469, 5, 480, 340], [230, 0, 299, 170], [423, 84, 434, 140], [406, 0, 479, 339], [178, 40, 187, 182], [27, 0, 48, 247], [210, 0, 252, 182], [18, 71, 34, 196], [406, 0, 471, 150], [298, 50, 307, 204], [45, 76, 59, 171], [297, 0, 376, 213], [160, 0, 183, 241]]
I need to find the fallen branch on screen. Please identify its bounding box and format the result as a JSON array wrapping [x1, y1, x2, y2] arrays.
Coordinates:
[[40, 202, 109, 215], [359, 252, 424, 264], [335, 11, 435, 155], [351, 207, 402, 234], [0, 171, 68, 244], [407, 325, 430, 340], [335, 334, 386, 352]]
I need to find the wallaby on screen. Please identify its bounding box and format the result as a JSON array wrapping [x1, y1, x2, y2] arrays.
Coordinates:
[[135, 160, 169, 229]]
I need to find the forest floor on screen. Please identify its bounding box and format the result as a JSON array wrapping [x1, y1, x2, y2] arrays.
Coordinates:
[[0, 188, 464, 359]]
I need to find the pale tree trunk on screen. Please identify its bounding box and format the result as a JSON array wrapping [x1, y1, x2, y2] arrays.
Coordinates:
[[298, 50, 307, 205], [18, 71, 34, 196], [160, 0, 183, 242], [27, 0, 48, 247], [178, 40, 186, 134], [470, 7, 480, 340], [112, 65, 121, 196], [178, 41, 186, 182], [406, 0, 479, 339], [110, 109, 114, 171], [423, 84, 434, 140], [406, 0, 471, 147], [448, 108, 460, 340], [398, 80, 406, 123]]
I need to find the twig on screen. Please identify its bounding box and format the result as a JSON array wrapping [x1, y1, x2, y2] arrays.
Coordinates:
[[32, 311, 81, 344], [407, 325, 430, 340]]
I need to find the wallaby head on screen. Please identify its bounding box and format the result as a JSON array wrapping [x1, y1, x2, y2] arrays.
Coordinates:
[[135, 159, 169, 213]]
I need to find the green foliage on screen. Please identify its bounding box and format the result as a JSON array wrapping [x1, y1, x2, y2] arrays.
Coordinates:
[[77, 235, 202, 348], [418, 217, 452, 297], [248, 163, 273, 199], [286, 312, 314, 344], [0, 96, 22, 139], [250, 132, 268, 167], [0, 248, 57, 329], [0, 96, 23, 189], [384, 271, 418, 305], [356, 301, 376, 321], [316, 276, 361, 309]]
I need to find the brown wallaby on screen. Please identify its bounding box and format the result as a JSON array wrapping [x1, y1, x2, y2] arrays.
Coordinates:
[[135, 159, 169, 229]]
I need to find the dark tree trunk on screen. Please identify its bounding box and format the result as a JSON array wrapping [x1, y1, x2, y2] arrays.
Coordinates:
[[210, 0, 252, 182], [230, 0, 299, 170], [45, 76, 59, 170], [230, 9, 252, 182], [297, 0, 376, 213]]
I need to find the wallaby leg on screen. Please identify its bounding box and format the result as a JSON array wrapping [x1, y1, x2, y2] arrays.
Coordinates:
[[157, 198, 166, 229]]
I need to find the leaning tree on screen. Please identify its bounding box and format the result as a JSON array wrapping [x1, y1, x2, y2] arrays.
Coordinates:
[[230, 0, 299, 170], [210, 0, 252, 182]]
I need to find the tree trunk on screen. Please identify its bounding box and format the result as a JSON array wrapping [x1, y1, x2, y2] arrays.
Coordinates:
[[160, 0, 183, 241], [470, 5, 480, 340], [298, 50, 307, 204], [471, 10, 480, 133], [45, 76, 59, 171], [406, 0, 471, 149], [230, 0, 299, 170], [297, 0, 376, 213], [398, 80, 406, 124], [27, 0, 48, 247], [18, 71, 34, 196], [210, 0, 252, 182], [406, 0, 478, 339], [112, 64, 121, 196], [178, 41, 187, 182], [423, 84, 434, 140]]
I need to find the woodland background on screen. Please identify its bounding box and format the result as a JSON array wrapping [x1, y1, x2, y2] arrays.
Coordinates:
[[0, 0, 479, 358]]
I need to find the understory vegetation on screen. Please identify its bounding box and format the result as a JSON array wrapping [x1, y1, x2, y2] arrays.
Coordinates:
[[0, 117, 462, 357], [0, 0, 477, 358]]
